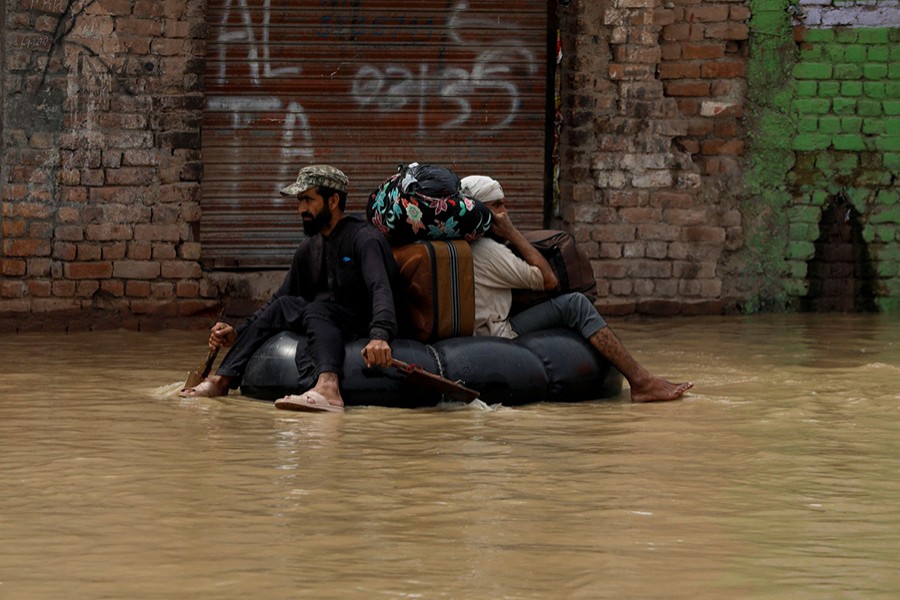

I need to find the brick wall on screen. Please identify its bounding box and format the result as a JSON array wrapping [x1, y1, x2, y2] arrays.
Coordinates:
[[556, 0, 900, 315], [787, 20, 900, 312], [2, 0, 900, 332], [738, 0, 900, 313], [1, 0, 213, 331], [557, 0, 747, 315]]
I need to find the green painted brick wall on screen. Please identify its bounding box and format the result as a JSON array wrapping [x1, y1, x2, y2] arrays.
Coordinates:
[[743, 0, 900, 313], [779, 20, 900, 313]]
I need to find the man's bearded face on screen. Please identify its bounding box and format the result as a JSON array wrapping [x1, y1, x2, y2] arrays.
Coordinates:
[[301, 194, 333, 236]]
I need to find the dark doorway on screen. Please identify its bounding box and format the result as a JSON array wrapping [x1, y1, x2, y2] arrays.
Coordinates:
[[802, 194, 878, 313]]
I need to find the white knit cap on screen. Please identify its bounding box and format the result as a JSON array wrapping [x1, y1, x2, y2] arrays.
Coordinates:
[[460, 175, 504, 203]]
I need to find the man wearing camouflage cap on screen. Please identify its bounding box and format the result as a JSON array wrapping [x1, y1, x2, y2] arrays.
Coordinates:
[[181, 165, 399, 412]]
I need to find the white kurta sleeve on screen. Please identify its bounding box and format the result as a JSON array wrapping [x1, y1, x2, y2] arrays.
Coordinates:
[[470, 238, 545, 338]]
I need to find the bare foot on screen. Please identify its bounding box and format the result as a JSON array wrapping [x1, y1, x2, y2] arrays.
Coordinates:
[[630, 378, 693, 403], [179, 375, 230, 398]]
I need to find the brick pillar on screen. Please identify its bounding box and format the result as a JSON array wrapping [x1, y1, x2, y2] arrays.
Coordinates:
[[557, 0, 743, 315]]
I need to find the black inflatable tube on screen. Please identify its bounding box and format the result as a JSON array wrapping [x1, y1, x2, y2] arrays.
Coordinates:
[[240, 329, 623, 408]]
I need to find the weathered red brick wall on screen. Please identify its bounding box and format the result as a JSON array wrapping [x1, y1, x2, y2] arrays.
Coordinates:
[[2, 0, 214, 331], [557, 0, 748, 316], [2, 0, 754, 331]]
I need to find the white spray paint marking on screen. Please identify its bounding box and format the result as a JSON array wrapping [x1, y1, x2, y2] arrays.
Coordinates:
[[350, 3, 537, 132], [209, 0, 536, 192], [277, 101, 316, 192], [216, 0, 301, 86], [212, 0, 315, 193], [207, 96, 315, 194], [206, 96, 282, 128]]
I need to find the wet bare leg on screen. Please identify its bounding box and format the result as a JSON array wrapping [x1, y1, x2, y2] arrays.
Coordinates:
[[589, 327, 693, 402], [180, 374, 232, 397], [309, 372, 343, 408], [278, 372, 344, 410], [313, 373, 344, 406]]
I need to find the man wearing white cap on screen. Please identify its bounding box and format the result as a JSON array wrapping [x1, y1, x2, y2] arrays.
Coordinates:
[[461, 175, 692, 403], [181, 165, 398, 412]]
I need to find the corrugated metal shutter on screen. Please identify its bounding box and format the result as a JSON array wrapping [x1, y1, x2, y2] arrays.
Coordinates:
[[202, 0, 552, 268]]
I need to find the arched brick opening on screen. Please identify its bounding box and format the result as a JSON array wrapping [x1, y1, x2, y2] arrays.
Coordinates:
[[802, 194, 877, 313]]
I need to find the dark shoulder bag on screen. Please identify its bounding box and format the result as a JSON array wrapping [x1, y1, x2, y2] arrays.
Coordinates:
[[511, 229, 598, 310]]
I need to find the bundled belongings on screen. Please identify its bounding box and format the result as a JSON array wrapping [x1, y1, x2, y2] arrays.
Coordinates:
[[367, 163, 493, 245], [392, 240, 475, 343], [512, 229, 598, 309]]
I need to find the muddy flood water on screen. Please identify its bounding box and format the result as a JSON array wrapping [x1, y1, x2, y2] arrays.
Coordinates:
[[2, 314, 900, 599]]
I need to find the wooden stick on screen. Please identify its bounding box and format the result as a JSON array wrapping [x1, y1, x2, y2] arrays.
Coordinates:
[[389, 358, 480, 402], [183, 346, 220, 389]]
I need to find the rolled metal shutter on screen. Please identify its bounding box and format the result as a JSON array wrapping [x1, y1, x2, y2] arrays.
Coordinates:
[[202, 0, 552, 268]]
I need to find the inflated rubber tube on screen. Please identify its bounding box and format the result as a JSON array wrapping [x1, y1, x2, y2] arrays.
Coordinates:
[[431, 336, 551, 405], [240, 329, 623, 408], [515, 328, 623, 401], [241, 332, 443, 407]]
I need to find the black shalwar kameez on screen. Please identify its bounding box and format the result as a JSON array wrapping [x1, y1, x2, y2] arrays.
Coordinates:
[[215, 215, 398, 390]]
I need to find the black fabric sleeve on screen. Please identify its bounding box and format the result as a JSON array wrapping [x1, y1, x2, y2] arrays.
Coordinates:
[[357, 234, 398, 342]]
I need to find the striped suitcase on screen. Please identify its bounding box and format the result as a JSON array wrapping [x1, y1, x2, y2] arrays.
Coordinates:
[[392, 240, 474, 343]]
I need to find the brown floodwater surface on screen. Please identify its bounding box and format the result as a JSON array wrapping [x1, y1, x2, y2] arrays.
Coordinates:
[[2, 314, 899, 599]]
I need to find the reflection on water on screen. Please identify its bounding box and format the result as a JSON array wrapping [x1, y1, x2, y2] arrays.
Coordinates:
[[1, 314, 899, 599]]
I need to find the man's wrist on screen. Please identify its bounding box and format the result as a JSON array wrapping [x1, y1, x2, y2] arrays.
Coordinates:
[[369, 326, 391, 342]]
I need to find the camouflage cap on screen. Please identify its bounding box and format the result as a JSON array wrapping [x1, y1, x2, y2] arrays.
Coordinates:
[[279, 165, 349, 196]]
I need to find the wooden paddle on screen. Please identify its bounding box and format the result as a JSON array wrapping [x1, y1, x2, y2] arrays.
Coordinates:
[[389, 358, 480, 402], [183, 346, 220, 390]]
